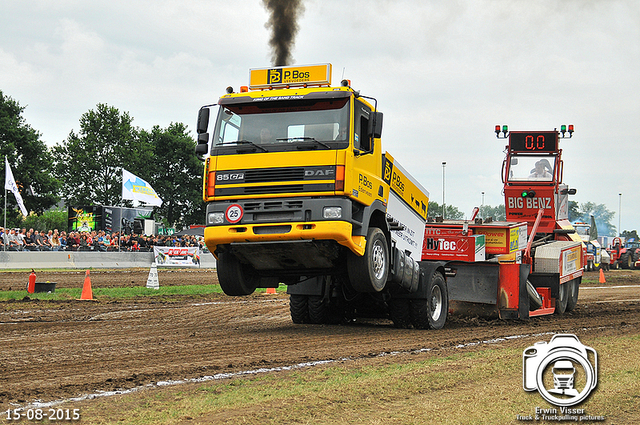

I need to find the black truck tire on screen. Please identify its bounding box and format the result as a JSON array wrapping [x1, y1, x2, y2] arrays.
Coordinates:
[[555, 281, 570, 314], [348, 227, 389, 293], [308, 295, 330, 324], [410, 271, 448, 330], [566, 278, 580, 312], [289, 294, 310, 324], [217, 252, 259, 296]]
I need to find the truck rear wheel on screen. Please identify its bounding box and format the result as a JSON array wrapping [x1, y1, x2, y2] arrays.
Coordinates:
[[290, 294, 343, 325], [308, 296, 330, 324], [347, 227, 389, 293], [410, 271, 448, 330], [566, 278, 580, 312], [289, 294, 310, 324], [217, 252, 259, 296]]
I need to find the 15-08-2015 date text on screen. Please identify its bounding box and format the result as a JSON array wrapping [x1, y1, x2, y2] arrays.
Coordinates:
[[4, 409, 80, 421]]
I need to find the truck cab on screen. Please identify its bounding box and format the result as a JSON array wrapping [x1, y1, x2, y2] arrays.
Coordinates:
[[501, 128, 578, 237], [195, 64, 430, 324]]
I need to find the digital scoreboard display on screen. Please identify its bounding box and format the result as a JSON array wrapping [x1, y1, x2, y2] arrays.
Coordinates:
[[509, 132, 558, 152]]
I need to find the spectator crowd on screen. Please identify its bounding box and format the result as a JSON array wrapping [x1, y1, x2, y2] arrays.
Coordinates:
[[0, 227, 205, 252]]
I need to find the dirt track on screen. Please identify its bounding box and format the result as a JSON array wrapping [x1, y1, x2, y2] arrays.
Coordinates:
[[1, 269, 639, 409]]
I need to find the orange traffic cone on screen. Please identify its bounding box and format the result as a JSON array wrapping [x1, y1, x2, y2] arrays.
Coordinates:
[[266, 287, 276, 294], [599, 268, 606, 284], [80, 270, 93, 300]]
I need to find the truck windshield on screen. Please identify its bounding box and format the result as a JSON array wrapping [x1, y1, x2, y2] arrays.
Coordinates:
[[507, 155, 556, 182], [574, 225, 589, 236], [211, 98, 350, 154]]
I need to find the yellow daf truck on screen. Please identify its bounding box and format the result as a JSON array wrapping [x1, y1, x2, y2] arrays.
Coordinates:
[[196, 64, 439, 327]]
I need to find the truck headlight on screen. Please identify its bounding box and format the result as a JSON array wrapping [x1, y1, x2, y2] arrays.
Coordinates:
[[323, 206, 342, 219], [208, 212, 224, 224]]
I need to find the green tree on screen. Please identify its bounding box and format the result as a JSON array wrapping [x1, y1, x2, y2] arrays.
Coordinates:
[[568, 201, 580, 222], [52, 104, 153, 206], [1, 90, 60, 227], [479, 204, 505, 221], [22, 208, 67, 232], [142, 123, 204, 228], [621, 230, 638, 240], [427, 201, 464, 220]]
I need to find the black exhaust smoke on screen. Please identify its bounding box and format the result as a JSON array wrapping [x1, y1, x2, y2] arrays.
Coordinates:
[[262, 0, 305, 66]]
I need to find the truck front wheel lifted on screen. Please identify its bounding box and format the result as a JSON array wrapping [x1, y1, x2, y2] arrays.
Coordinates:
[[348, 227, 389, 292], [217, 252, 259, 296]]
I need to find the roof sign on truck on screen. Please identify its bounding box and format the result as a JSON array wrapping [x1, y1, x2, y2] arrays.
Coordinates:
[[249, 64, 332, 89]]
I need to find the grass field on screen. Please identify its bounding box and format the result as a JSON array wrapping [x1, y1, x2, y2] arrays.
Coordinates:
[[72, 332, 639, 424], [0, 284, 286, 301]]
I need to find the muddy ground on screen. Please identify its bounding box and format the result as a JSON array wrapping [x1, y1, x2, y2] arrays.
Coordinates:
[[1, 269, 639, 409]]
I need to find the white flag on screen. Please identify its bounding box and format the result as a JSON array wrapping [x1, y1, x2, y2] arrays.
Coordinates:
[[122, 169, 163, 207], [4, 158, 28, 216]]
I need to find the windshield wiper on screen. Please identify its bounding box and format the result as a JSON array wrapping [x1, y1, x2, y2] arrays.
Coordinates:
[[217, 140, 268, 152], [276, 137, 331, 150]]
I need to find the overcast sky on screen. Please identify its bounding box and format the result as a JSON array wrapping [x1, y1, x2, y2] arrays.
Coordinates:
[[2, 0, 639, 234]]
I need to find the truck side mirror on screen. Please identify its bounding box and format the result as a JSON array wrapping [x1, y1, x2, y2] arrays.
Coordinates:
[[195, 146, 208, 157], [197, 108, 210, 134], [195, 133, 209, 158], [368, 112, 383, 139]]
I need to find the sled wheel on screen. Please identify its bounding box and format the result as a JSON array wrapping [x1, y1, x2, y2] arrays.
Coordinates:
[[555, 281, 570, 314], [565, 278, 580, 312]]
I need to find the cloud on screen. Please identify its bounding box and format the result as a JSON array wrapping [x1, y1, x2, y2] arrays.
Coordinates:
[[1, 0, 639, 231]]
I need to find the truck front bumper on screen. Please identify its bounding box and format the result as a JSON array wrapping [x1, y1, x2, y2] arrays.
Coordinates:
[[204, 220, 366, 259]]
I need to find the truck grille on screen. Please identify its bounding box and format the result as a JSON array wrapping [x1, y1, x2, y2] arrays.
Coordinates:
[[245, 184, 304, 195], [214, 166, 336, 197], [245, 200, 304, 211], [244, 167, 304, 183]]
